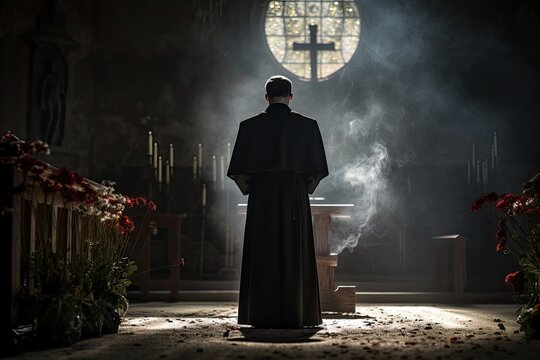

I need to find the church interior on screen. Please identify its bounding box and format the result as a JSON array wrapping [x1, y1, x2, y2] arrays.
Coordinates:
[[1, 0, 540, 358]]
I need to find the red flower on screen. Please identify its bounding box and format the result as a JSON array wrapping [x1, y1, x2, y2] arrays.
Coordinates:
[[124, 196, 156, 211], [504, 271, 525, 293], [495, 230, 507, 252], [50, 167, 84, 187], [116, 215, 135, 234], [470, 192, 498, 212], [15, 154, 43, 173], [1, 131, 17, 144], [30, 140, 50, 155]]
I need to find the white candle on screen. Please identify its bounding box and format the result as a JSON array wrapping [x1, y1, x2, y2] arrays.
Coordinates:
[[165, 160, 170, 184], [212, 155, 216, 182], [202, 183, 207, 207], [198, 143, 203, 170], [153, 142, 158, 169], [169, 144, 174, 174], [148, 131, 153, 157], [220, 155, 225, 184], [158, 156, 162, 183], [227, 142, 231, 164], [193, 155, 197, 180], [476, 160, 480, 183], [467, 159, 471, 184], [471, 144, 476, 170]]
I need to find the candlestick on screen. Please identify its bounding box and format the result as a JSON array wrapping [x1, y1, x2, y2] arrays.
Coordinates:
[[153, 142, 158, 169], [220, 155, 225, 189], [467, 159, 471, 184], [193, 155, 197, 180], [165, 159, 170, 184], [148, 131, 153, 164], [169, 144, 174, 175], [227, 142, 231, 164], [158, 156, 163, 183], [476, 160, 480, 183], [198, 143, 203, 171], [472, 144, 476, 170], [202, 183, 207, 207], [212, 155, 216, 182]]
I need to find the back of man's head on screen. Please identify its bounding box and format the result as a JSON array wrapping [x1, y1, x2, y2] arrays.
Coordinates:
[[265, 75, 292, 98]]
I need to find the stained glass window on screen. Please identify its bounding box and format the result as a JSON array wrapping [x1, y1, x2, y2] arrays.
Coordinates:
[[265, 0, 361, 81]]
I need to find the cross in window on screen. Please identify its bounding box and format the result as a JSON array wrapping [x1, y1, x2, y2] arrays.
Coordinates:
[[293, 24, 336, 82]]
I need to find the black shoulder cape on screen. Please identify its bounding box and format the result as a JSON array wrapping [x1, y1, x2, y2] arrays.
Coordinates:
[[227, 103, 329, 195]]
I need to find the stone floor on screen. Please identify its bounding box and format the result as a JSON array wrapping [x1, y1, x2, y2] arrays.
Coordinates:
[[6, 302, 540, 359]]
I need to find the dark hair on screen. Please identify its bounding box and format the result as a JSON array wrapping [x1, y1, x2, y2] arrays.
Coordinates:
[[265, 75, 292, 98]]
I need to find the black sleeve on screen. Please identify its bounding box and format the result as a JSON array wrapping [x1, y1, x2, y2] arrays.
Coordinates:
[[227, 122, 251, 195], [305, 121, 329, 194]]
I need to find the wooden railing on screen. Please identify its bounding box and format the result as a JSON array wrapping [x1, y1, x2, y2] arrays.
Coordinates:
[[1, 164, 105, 329]]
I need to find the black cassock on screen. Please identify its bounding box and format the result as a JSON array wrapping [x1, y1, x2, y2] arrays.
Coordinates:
[[227, 103, 329, 328]]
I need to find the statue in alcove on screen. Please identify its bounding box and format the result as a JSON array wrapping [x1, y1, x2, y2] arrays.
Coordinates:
[[40, 60, 66, 146]]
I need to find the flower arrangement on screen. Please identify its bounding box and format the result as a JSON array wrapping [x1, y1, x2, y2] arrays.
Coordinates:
[[1, 131, 156, 346], [471, 172, 540, 338]]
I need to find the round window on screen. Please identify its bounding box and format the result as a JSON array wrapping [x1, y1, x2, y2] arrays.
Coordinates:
[[265, 0, 361, 82]]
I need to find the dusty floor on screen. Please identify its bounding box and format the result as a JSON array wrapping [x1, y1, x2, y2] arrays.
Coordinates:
[[6, 302, 540, 359]]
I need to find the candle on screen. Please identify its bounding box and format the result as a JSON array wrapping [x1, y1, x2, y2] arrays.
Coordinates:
[[202, 183, 207, 207], [227, 142, 231, 164], [165, 159, 170, 184], [158, 156, 162, 183], [476, 160, 480, 183], [192, 155, 197, 180], [467, 159, 471, 184], [198, 143, 203, 170], [212, 155, 216, 182], [484, 160, 488, 184], [220, 155, 225, 186], [148, 131, 153, 157], [471, 144, 476, 170], [153, 142, 158, 169], [169, 144, 174, 175]]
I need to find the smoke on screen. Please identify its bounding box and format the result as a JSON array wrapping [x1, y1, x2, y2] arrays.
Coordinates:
[[331, 142, 389, 254]]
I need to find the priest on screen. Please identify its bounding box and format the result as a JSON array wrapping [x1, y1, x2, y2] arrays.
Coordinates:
[[227, 75, 329, 328]]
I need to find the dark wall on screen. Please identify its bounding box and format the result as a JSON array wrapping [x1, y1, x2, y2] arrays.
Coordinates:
[[1, 0, 538, 282]]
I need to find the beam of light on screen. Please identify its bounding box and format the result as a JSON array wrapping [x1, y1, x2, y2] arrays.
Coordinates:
[[380, 306, 472, 329]]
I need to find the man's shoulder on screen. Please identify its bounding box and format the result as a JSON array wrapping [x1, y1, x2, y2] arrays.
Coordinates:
[[239, 110, 318, 127], [240, 112, 265, 126], [291, 111, 317, 124]]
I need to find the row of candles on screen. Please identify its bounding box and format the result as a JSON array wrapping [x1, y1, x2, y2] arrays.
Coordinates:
[[147, 130, 233, 189], [192, 142, 232, 189], [148, 131, 174, 184], [467, 131, 498, 185]]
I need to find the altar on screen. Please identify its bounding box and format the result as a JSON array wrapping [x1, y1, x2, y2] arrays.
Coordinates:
[[237, 198, 356, 313]]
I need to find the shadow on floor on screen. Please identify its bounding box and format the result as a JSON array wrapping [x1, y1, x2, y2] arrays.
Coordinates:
[[228, 327, 323, 343], [322, 311, 376, 320]]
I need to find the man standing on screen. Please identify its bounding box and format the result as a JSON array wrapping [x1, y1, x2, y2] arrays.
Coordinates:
[[227, 75, 329, 328]]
